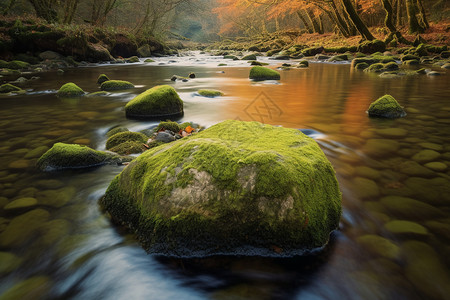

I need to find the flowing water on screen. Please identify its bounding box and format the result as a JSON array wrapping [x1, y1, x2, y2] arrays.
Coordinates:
[[0, 52, 449, 299]]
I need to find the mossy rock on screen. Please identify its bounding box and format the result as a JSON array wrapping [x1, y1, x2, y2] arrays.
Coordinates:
[[401, 54, 420, 62], [242, 54, 257, 61], [197, 89, 224, 98], [249, 66, 280, 81], [298, 60, 309, 68], [155, 121, 181, 133], [224, 55, 238, 60], [125, 85, 184, 119], [109, 141, 146, 155], [106, 131, 148, 150], [367, 95, 406, 119], [0, 60, 29, 70], [0, 83, 23, 94], [100, 120, 342, 257], [86, 91, 109, 97], [56, 83, 84, 98], [37, 143, 119, 171], [351, 56, 394, 68], [355, 62, 369, 70], [218, 63, 227, 66], [383, 62, 399, 71], [100, 80, 134, 91], [127, 56, 140, 63], [144, 58, 155, 63], [301, 47, 324, 56], [97, 74, 110, 85], [357, 40, 386, 54], [366, 63, 385, 73], [106, 127, 129, 138]]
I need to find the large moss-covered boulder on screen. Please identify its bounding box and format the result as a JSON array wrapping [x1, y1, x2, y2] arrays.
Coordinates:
[[367, 95, 406, 118], [357, 39, 386, 54], [56, 83, 84, 98], [249, 66, 281, 81], [101, 120, 342, 257], [100, 80, 134, 91], [125, 85, 184, 119], [37, 143, 119, 171]]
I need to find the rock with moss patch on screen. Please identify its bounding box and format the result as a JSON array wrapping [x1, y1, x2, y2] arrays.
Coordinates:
[[109, 141, 146, 155], [155, 121, 181, 133], [127, 56, 140, 63], [249, 66, 280, 81], [106, 131, 148, 150], [100, 80, 134, 91], [100, 120, 342, 257], [125, 85, 184, 119], [144, 58, 155, 63], [0, 83, 24, 94], [106, 127, 129, 138], [298, 60, 309, 68], [97, 74, 110, 85], [56, 83, 84, 98], [197, 89, 224, 98], [367, 95, 406, 118], [242, 54, 257, 61], [357, 40, 386, 54], [37, 143, 120, 171]]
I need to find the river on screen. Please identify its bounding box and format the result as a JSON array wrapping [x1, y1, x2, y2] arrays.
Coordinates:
[[0, 52, 449, 299]]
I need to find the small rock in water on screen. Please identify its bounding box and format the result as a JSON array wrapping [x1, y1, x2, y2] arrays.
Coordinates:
[[155, 131, 175, 143], [424, 162, 447, 172], [411, 149, 441, 163], [4, 197, 38, 211], [357, 235, 400, 260], [384, 220, 428, 236]]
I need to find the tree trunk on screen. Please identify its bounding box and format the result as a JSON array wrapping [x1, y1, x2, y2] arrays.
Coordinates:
[[416, 0, 429, 29], [406, 0, 425, 33], [380, 0, 396, 33], [62, 0, 79, 24], [305, 8, 322, 34], [28, 0, 58, 23], [340, 0, 374, 40], [2, 0, 16, 16], [296, 11, 313, 33], [396, 0, 403, 27], [321, 1, 351, 37]]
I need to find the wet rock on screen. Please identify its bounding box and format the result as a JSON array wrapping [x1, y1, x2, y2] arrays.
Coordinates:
[[357, 235, 400, 260], [403, 241, 450, 299], [155, 131, 175, 143], [8, 159, 30, 169], [0, 276, 51, 299], [363, 139, 400, 157], [0, 83, 24, 94], [39, 50, 63, 60], [100, 80, 134, 91], [125, 85, 183, 119], [36, 186, 75, 208], [18, 187, 38, 197], [0, 209, 50, 247], [353, 177, 380, 198], [441, 63, 450, 69], [427, 71, 441, 76], [367, 95, 406, 118], [23, 146, 50, 159], [424, 220, 450, 241], [96, 73, 110, 85], [411, 149, 441, 163], [424, 162, 447, 172], [384, 220, 428, 236], [106, 131, 147, 150], [375, 128, 408, 138], [0, 251, 23, 274], [404, 177, 450, 206], [35, 179, 64, 189], [38, 219, 71, 246], [249, 66, 280, 81], [398, 160, 435, 177], [56, 83, 84, 98], [4, 197, 38, 211], [101, 120, 341, 256], [380, 196, 444, 220], [418, 142, 443, 151], [37, 143, 121, 171], [197, 89, 224, 97], [354, 166, 381, 180]]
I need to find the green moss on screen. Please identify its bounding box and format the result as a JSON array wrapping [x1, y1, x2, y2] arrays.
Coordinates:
[[368, 95, 406, 119], [197, 89, 224, 98], [351, 55, 394, 69], [383, 62, 399, 70], [97, 74, 110, 85], [57, 83, 84, 98], [355, 62, 369, 70], [357, 39, 386, 54], [249, 66, 280, 81], [0, 60, 29, 70], [106, 131, 148, 150], [266, 49, 280, 57], [324, 46, 350, 53], [125, 85, 184, 119], [37, 143, 115, 171], [100, 80, 134, 91], [403, 60, 419, 66], [218, 63, 227, 66], [106, 127, 129, 138], [242, 54, 257, 61], [298, 60, 309, 68], [144, 58, 155, 63], [109, 141, 146, 155], [401, 54, 420, 62], [301, 47, 324, 56], [101, 120, 342, 256], [86, 91, 109, 97], [127, 56, 140, 63], [155, 121, 181, 133], [366, 63, 385, 73], [224, 55, 238, 60], [0, 84, 23, 94]]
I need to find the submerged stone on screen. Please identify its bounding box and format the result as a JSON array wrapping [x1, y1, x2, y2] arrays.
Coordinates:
[[101, 120, 342, 257], [0, 276, 51, 300], [4, 197, 37, 211], [57, 83, 84, 98], [367, 95, 406, 118], [249, 66, 281, 81], [424, 162, 447, 172], [357, 235, 400, 259], [0, 83, 23, 94], [412, 149, 441, 163], [380, 196, 444, 220], [125, 85, 183, 119], [363, 139, 400, 157], [37, 143, 120, 171], [384, 220, 428, 236], [0, 252, 23, 274]]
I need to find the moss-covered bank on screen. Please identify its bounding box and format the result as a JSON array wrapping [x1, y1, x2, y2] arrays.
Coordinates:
[[101, 120, 342, 257]]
